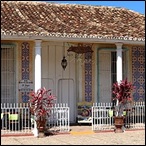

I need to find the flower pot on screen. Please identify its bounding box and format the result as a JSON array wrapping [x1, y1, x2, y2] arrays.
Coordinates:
[[36, 118, 47, 137], [114, 116, 125, 133]]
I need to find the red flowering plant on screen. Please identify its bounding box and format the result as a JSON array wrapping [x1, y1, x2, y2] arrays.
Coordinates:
[[112, 78, 135, 117], [29, 87, 56, 132]]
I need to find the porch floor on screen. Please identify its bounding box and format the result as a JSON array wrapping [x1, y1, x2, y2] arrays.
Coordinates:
[[70, 123, 92, 132]]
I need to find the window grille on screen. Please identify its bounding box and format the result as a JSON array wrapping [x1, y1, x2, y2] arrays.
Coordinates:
[[1, 45, 16, 103]]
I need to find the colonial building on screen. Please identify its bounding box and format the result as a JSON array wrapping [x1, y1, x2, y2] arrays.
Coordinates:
[[1, 1, 145, 123]]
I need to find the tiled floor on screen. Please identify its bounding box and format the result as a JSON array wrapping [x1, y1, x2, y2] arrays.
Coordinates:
[[70, 124, 92, 132]]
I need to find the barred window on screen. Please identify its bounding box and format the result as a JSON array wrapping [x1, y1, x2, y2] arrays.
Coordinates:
[[1, 45, 16, 103]]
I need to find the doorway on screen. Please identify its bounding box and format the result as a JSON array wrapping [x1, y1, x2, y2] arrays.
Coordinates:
[[58, 78, 76, 123]]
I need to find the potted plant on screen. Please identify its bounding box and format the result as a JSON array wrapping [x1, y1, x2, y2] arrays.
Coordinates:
[[112, 78, 135, 133], [29, 87, 56, 137]]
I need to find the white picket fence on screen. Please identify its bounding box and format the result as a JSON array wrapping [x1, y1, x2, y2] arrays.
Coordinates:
[[1, 103, 70, 136], [1, 102, 145, 135], [46, 103, 70, 132], [92, 102, 114, 131], [92, 102, 145, 131]]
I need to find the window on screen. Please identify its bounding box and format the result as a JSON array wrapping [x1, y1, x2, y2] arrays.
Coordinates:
[[1, 45, 16, 103]]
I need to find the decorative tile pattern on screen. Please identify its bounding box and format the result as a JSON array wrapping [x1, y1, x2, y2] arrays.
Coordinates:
[[84, 52, 92, 102], [20, 42, 30, 103], [22, 43, 29, 80], [132, 46, 145, 101]]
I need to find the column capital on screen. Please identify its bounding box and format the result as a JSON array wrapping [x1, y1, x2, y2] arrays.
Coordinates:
[[34, 39, 42, 48], [34, 39, 42, 43], [115, 42, 123, 49]]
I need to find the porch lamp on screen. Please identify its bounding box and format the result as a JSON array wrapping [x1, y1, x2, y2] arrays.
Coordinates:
[[61, 56, 67, 70]]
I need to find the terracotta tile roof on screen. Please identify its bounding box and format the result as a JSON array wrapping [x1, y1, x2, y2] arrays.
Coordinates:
[[1, 1, 145, 42]]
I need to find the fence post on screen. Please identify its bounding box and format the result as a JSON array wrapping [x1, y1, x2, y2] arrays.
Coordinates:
[[32, 102, 38, 137], [32, 120, 38, 137]]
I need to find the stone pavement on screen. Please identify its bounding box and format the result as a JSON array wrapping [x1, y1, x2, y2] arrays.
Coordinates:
[[1, 126, 145, 145]]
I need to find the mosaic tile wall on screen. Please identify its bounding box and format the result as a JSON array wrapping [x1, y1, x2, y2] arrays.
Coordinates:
[[132, 46, 145, 101], [84, 52, 92, 102], [19, 42, 33, 102]]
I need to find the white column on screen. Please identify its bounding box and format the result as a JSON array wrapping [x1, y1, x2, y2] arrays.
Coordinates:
[[115, 43, 123, 83], [33, 39, 42, 137], [34, 40, 42, 92]]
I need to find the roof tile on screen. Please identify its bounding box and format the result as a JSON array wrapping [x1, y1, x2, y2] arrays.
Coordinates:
[[1, 1, 145, 41]]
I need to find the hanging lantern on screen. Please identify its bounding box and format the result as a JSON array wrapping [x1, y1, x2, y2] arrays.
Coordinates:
[[61, 56, 67, 70]]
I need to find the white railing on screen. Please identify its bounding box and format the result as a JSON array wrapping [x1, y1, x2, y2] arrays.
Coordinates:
[[92, 102, 114, 131], [47, 103, 70, 132], [92, 102, 145, 131], [1, 103, 70, 136], [126, 102, 145, 129], [1, 102, 144, 135], [1, 103, 31, 135]]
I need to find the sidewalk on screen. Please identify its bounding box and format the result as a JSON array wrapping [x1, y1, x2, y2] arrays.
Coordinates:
[[1, 126, 145, 145]]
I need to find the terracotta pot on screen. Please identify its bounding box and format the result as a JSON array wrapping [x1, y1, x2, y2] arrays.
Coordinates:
[[114, 116, 125, 133], [36, 118, 47, 134]]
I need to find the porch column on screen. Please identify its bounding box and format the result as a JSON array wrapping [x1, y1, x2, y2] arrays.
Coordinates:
[[115, 43, 123, 83], [34, 40, 42, 92], [33, 39, 42, 137]]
